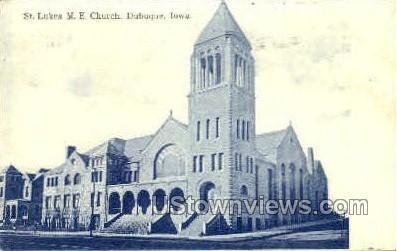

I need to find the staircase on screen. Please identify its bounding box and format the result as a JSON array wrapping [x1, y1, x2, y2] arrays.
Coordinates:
[[179, 212, 217, 236], [104, 213, 123, 228], [151, 213, 178, 234], [103, 213, 152, 234]]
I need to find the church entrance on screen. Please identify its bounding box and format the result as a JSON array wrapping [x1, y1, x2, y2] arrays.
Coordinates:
[[199, 181, 216, 211]]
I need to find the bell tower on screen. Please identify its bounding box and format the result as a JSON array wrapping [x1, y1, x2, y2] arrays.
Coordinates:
[[187, 0, 257, 216]]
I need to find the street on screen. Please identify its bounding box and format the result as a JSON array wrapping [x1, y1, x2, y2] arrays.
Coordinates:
[[0, 228, 348, 250]]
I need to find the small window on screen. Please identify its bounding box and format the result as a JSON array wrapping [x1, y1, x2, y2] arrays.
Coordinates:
[[25, 187, 29, 197], [133, 171, 138, 182], [236, 120, 240, 139], [97, 192, 102, 207], [246, 121, 250, 141], [91, 192, 95, 207], [199, 155, 204, 172], [73, 193, 80, 208], [193, 156, 197, 173], [218, 153, 224, 170], [215, 117, 220, 138], [246, 156, 250, 173], [211, 153, 216, 171], [235, 153, 239, 171], [54, 195, 61, 209], [196, 121, 201, 141], [206, 119, 210, 139], [242, 120, 246, 140], [45, 196, 51, 209], [238, 154, 241, 171], [0, 187, 3, 197], [241, 185, 248, 196], [64, 175, 71, 186], [64, 194, 70, 208], [215, 53, 222, 85], [91, 171, 98, 183]]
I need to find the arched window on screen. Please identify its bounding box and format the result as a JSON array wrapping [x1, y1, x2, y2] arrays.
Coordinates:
[[234, 55, 238, 83], [154, 144, 186, 179], [108, 192, 121, 214], [215, 53, 221, 85], [299, 169, 304, 199], [240, 185, 248, 196], [137, 190, 151, 214], [238, 57, 243, 86], [169, 187, 185, 212], [281, 164, 286, 201], [153, 189, 166, 212], [65, 174, 72, 186], [241, 60, 247, 87], [73, 173, 81, 185], [289, 164, 296, 200], [200, 58, 206, 88], [208, 55, 214, 86], [122, 191, 135, 214], [267, 169, 273, 199]]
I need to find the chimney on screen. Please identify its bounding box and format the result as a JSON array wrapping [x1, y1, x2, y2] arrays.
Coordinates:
[[66, 145, 76, 159], [307, 147, 314, 172]]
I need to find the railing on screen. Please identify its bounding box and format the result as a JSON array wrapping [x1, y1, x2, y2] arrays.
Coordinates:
[[181, 212, 198, 230], [104, 212, 123, 228]]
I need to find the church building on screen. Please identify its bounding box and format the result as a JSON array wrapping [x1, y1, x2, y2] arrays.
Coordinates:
[[0, 2, 328, 235]]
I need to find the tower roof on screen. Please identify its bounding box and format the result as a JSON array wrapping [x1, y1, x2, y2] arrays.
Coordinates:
[[195, 2, 250, 47]]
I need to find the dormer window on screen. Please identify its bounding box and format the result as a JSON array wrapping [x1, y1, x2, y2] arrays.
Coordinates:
[[71, 158, 76, 165]]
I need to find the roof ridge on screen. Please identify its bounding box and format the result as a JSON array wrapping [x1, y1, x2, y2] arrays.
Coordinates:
[[125, 134, 154, 141], [257, 128, 288, 137], [195, 2, 250, 47]]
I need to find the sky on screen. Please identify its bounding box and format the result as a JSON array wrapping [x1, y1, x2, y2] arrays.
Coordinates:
[[0, 0, 395, 248]]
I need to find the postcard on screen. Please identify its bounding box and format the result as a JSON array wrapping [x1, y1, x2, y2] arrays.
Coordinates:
[[0, 0, 395, 250]]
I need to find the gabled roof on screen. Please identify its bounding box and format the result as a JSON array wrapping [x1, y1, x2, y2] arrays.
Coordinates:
[[123, 135, 153, 159], [141, 115, 188, 155], [26, 173, 36, 181], [46, 163, 67, 175], [107, 138, 126, 156], [195, 2, 250, 47], [314, 160, 327, 178], [77, 153, 90, 165], [84, 135, 153, 159], [255, 129, 288, 163], [84, 141, 108, 156], [0, 165, 21, 175]]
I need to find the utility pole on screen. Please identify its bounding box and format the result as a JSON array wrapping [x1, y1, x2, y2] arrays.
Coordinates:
[[90, 168, 96, 237]]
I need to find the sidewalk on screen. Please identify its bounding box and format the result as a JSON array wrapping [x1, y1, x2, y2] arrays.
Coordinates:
[[0, 218, 344, 241]]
